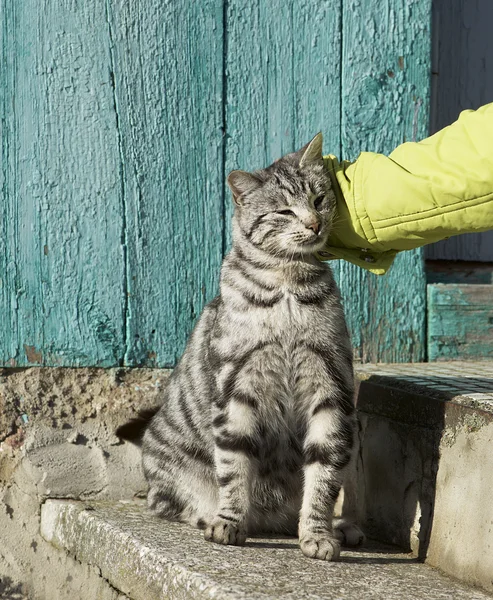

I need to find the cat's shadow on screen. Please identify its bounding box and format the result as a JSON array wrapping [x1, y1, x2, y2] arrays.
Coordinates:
[[245, 538, 418, 564], [245, 539, 296, 550], [340, 555, 419, 565]]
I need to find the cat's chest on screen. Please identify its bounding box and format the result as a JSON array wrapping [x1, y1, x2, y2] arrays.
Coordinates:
[[232, 290, 331, 337]]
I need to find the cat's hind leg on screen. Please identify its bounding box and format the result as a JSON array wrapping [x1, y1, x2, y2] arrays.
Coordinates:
[[143, 423, 219, 529], [333, 429, 365, 547], [146, 469, 219, 529], [332, 518, 365, 547]]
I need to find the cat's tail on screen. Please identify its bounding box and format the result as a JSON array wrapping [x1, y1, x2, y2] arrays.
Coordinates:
[[116, 407, 160, 446]]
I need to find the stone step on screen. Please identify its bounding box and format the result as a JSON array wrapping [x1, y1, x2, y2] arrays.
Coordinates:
[[353, 362, 493, 593], [3, 364, 492, 598], [40, 500, 492, 600]]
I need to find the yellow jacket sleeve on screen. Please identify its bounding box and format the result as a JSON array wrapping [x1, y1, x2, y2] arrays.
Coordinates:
[[320, 103, 493, 275]]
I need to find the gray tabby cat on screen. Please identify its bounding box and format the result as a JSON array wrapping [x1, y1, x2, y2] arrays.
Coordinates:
[[142, 133, 363, 561]]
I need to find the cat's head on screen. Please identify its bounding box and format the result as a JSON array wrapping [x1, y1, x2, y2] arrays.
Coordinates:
[[227, 133, 335, 258]]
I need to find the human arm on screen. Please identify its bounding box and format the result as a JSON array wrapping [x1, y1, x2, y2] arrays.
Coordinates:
[[320, 103, 493, 275]]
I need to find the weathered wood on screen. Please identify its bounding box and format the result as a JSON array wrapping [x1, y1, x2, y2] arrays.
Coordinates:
[[1, 0, 432, 367], [334, 0, 431, 362], [0, 1, 16, 366], [426, 0, 493, 262], [426, 231, 493, 263], [427, 261, 493, 285], [106, 0, 225, 366], [428, 284, 493, 360], [224, 0, 342, 244], [225, 0, 431, 362], [1, 0, 125, 366], [430, 0, 493, 134]]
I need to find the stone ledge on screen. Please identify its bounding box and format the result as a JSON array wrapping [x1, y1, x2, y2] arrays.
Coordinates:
[[355, 362, 493, 414], [3, 364, 492, 598], [41, 500, 492, 600], [351, 363, 493, 593]]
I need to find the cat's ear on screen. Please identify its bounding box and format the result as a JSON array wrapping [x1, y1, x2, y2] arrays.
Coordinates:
[[227, 170, 262, 206], [298, 132, 323, 167]]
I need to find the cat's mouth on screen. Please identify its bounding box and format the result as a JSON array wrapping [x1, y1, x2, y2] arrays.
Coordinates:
[[298, 230, 328, 251]]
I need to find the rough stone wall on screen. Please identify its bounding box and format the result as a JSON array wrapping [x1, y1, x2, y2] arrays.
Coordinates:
[[0, 367, 170, 600]]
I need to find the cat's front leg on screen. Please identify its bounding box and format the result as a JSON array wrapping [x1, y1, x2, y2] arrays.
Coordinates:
[[205, 397, 258, 546], [298, 354, 355, 560]]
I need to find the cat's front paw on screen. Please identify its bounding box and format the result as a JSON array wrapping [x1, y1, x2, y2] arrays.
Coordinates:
[[333, 518, 365, 547], [204, 518, 247, 546], [299, 533, 340, 561]]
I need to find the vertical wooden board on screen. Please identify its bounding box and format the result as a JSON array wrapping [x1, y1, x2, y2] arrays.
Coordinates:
[[107, 0, 225, 366], [224, 0, 342, 245], [430, 0, 493, 134], [426, 231, 493, 262], [333, 253, 427, 362], [336, 0, 431, 362], [1, 0, 125, 366], [0, 1, 18, 366], [426, 0, 493, 262], [428, 284, 493, 360]]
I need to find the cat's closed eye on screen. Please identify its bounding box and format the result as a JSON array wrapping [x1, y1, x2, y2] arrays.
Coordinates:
[[277, 209, 296, 216]]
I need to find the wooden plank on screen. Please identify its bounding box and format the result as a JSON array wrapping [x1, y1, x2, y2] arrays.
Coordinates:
[[1, 0, 125, 366], [0, 1, 17, 367], [336, 0, 432, 362], [426, 232, 493, 262], [427, 261, 493, 285], [426, 0, 493, 262], [107, 0, 225, 366], [430, 0, 493, 134], [428, 284, 493, 360], [224, 0, 342, 245], [1, 0, 432, 367]]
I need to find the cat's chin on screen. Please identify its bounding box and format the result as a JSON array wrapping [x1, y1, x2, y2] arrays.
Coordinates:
[[296, 236, 328, 255]]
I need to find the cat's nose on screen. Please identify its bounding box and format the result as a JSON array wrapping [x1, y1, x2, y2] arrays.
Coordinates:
[[306, 221, 320, 234]]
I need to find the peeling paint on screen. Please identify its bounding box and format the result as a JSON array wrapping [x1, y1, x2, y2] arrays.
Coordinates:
[[23, 345, 42, 364], [2, 0, 430, 367], [332, 0, 429, 362], [2, 0, 126, 368], [428, 285, 493, 360], [4, 429, 25, 450]]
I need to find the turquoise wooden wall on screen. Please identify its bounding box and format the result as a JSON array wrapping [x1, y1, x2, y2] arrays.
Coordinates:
[[0, 0, 431, 367]]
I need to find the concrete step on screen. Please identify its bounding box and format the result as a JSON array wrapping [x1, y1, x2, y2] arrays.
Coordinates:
[[353, 362, 493, 593], [40, 499, 492, 600], [3, 364, 492, 598]]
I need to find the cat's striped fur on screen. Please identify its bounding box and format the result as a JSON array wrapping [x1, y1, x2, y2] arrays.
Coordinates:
[[142, 134, 362, 560]]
